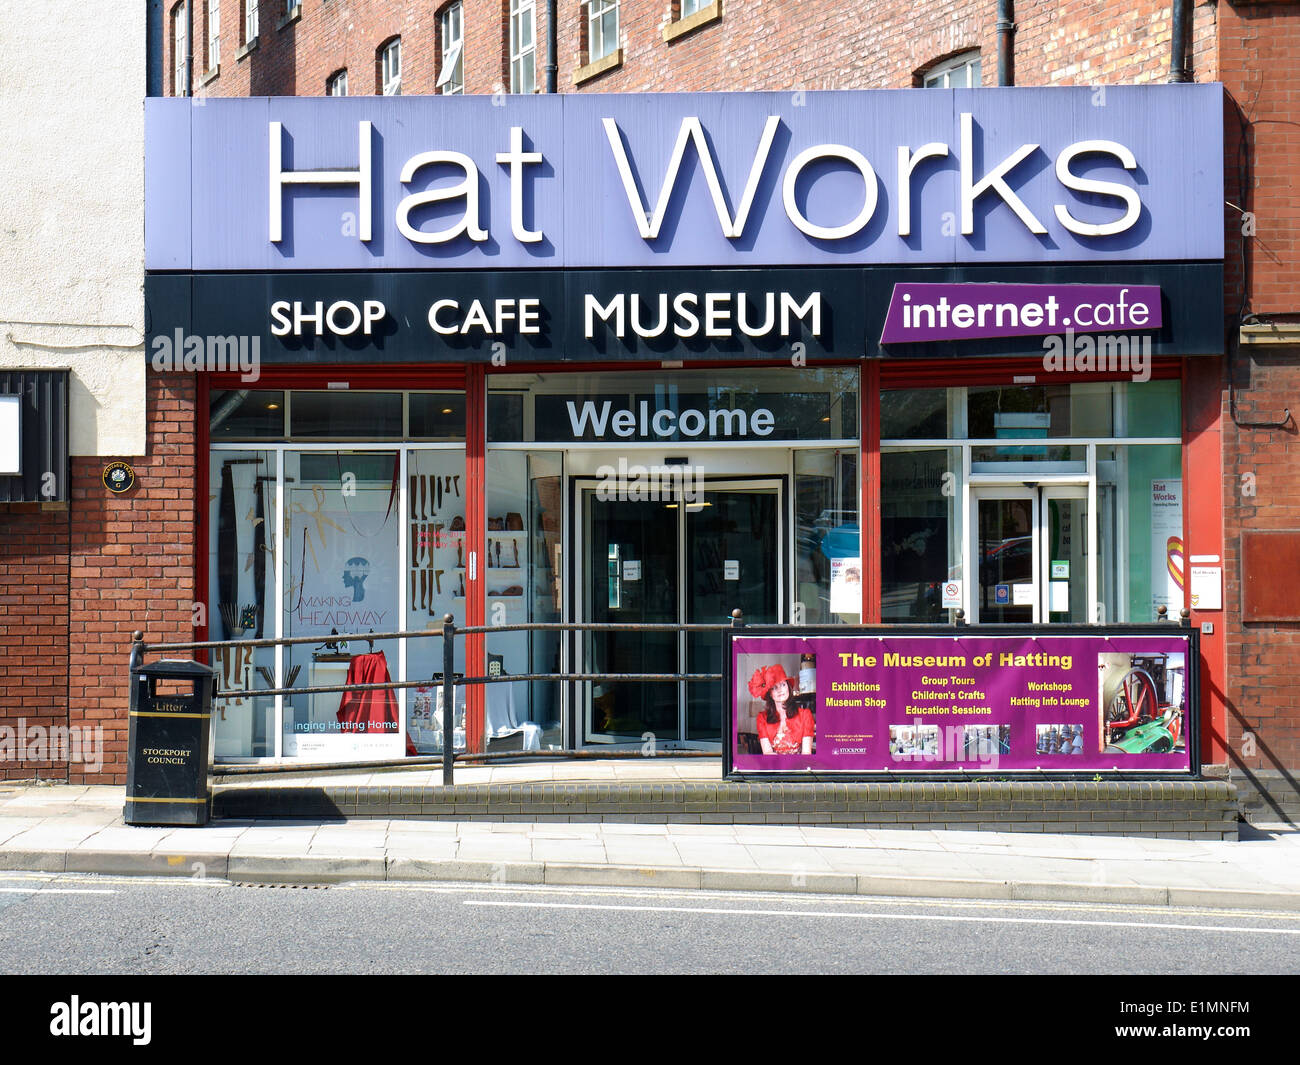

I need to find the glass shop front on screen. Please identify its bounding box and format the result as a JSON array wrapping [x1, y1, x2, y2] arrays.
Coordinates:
[[204, 364, 1183, 762]]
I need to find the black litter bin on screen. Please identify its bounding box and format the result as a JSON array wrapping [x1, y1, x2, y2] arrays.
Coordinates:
[[124, 659, 214, 826]]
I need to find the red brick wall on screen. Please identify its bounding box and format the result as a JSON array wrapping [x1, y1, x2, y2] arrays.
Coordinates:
[[65, 373, 198, 785], [176, 0, 1217, 100], [1220, 2, 1300, 317], [0, 507, 70, 780], [1218, 6, 1300, 812]]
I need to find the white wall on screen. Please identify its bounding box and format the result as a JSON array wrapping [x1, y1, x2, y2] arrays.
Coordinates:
[[0, 2, 146, 456]]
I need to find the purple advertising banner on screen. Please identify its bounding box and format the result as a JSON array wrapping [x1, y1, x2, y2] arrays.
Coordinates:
[[146, 85, 1224, 272], [879, 283, 1163, 344], [729, 630, 1196, 775]]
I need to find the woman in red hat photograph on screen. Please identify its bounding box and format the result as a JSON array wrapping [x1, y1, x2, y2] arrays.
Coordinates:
[[749, 662, 815, 755]]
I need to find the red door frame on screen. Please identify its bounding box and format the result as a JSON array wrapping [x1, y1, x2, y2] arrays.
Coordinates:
[[198, 364, 470, 754]]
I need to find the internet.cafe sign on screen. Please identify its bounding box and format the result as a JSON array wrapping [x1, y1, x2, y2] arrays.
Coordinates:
[[725, 627, 1199, 777], [147, 86, 1222, 272]]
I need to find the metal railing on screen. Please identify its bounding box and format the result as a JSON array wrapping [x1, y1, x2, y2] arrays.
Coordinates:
[[130, 609, 748, 785], [130, 603, 1193, 786]]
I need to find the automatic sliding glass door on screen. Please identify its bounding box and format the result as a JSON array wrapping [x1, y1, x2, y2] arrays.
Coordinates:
[[579, 479, 781, 745], [582, 493, 680, 743], [971, 485, 1091, 624]]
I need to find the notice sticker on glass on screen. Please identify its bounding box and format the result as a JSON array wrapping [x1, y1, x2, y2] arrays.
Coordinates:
[[941, 580, 963, 608], [724, 560, 739, 581], [622, 560, 641, 581], [1050, 560, 1069, 579], [1190, 565, 1222, 610], [1012, 583, 1035, 606], [829, 557, 862, 614], [1049, 581, 1070, 613]]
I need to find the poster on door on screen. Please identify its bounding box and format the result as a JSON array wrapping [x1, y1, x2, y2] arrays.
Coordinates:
[[283, 482, 402, 761], [726, 628, 1197, 776], [1151, 479, 1184, 616], [829, 557, 862, 614]]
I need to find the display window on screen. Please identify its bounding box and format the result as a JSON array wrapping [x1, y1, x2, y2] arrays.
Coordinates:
[[879, 380, 1183, 627], [208, 389, 466, 760]]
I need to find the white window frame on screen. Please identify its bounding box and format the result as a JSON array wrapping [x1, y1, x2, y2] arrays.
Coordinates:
[[208, 0, 220, 70], [285, 0, 300, 15], [509, 0, 536, 94], [174, 2, 189, 96], [381, 38, 401, 95], [437, 3, 463, 94], [680, 0, 706, 17], [245, 0, 258, 42], [327, 69, 348, 96], [586, 0, 618, 63], [923, 51, 982, 88]]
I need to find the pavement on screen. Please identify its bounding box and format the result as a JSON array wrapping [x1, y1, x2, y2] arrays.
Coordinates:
[[2, 761, 1299, 913]]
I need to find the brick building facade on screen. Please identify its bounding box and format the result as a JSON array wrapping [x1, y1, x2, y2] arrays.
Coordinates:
[[167, 0, 1223, 99], [3, 1, 1291, 814]]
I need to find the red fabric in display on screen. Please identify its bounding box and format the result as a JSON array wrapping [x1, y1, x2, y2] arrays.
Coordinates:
[[336, 651, 415, 753]]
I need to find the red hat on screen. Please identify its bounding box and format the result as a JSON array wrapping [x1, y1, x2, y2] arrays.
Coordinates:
[[748, 663, 796, 700]]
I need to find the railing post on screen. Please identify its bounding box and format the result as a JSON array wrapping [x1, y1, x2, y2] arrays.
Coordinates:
[[731, 608, 745, 629], [442, 613, 456, 787], [954, 608, 966, 627], [1156, 604, 1169, 623], [1180, 607, 1191, 628], [130, 630, 145, 673]]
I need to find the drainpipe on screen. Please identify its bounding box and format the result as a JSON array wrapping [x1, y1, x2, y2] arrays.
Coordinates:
[[186, 0, 194, 96], [546, 0, 558, 92], [1169, 0, 1191, 82], [996, 0, 1015, 86]]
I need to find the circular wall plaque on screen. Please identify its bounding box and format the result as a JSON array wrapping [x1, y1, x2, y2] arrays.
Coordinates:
[[103, 461, 136, 494]]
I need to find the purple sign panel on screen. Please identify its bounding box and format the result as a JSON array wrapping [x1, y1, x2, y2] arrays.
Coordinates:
[[879, 283, 1163, 344], [146, 85, 1224, 271], [729, 630, 1196, 775]]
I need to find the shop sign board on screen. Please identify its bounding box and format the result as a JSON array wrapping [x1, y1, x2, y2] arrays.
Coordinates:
[[146, 87, 1223, 272], [146, 261, 1225, 364], [726, 626, 1198, 776]]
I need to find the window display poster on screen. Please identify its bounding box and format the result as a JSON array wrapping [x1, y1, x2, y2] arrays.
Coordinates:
[[287, 485, 398, 636], [829, 557, 862, 614], [1151, 479, 1183, 615], [729, 630, 1195, 775], [284, 484, 402, 760]]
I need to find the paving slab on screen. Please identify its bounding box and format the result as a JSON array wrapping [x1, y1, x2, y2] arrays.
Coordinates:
[[0, 780, 1292, 913]]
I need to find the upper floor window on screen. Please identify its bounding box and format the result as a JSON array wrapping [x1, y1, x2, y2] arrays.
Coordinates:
[[244, 0, 259, 42], [923, 51, 982, 88], [285, 0, 300, 16], [437, 3, 463, 95], [379, 37, 401, 95], [207, 0, 221, 70], [327, 69, 348, 96], [664, 0, 721, 44], [510, 0, 536, 94], [173, 2, 189, 96], [585, 0, 618, 63]]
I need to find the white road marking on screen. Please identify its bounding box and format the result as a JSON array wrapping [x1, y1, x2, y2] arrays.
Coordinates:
[[362, 882, 1300, 921], [465, 898, 1300, 935], [0, 887, 115, 895]]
